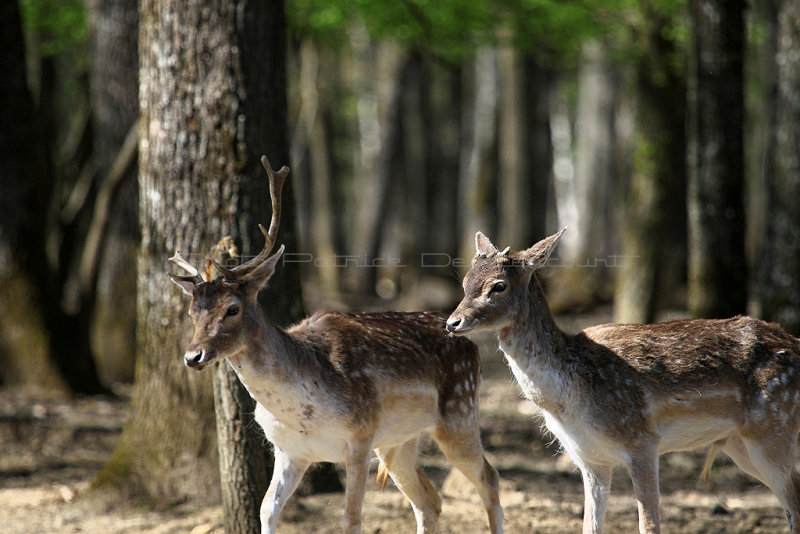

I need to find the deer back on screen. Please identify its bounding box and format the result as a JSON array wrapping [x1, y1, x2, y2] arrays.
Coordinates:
[[288, 311, 482, 418], [581, 316, 800, 397]]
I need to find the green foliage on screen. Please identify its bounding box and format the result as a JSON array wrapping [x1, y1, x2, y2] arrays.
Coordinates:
[[289, 0, 497, 61], [19, 0, 86, 57], [288, 0, 688, 66], [499, 0, 633, 63]]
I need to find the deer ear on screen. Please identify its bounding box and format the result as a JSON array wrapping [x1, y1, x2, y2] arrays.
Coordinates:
[[474, 231, 498, 261], [168, 273, 197, 297], [240, 244, 285, 290], [520, 228, 566, 269]]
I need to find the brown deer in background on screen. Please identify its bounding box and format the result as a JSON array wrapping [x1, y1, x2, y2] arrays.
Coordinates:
[[446, 229, 800, 534], [168, 157, 503, 534]]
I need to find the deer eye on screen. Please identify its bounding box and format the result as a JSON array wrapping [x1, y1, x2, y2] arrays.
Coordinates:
[[489, 281, 507, 295], [225, 305, 240, 317]]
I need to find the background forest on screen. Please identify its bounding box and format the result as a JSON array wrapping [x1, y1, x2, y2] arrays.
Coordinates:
[[1, 0, 799, 532]]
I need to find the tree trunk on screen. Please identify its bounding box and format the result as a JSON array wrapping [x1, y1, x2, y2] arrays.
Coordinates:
[[570, 42, 618, 271], [521, 55, 553, 247], [0, 0, 108, 395], [497, 44, 525, 249], [87, 0, 139, 384], [405, 60, 462, 278], [359, 51, 410, 296], [554, 41, 621, 305], [403, 52, 429, 265], [291, 39, 339, 293], [760, 0, 800, 335], [459, 48, 498, 260], [430, 63, 463, 262], [95, 3, 305, 528], [614, 5, 687, 324], [550, 80, 577, 242], [687, 0, 747, 319], [0, 0, 63, 389]]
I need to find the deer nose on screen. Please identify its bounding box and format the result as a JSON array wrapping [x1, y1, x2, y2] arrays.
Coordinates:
[[445, 317, 462, 333], [184, 350, 206, 368]]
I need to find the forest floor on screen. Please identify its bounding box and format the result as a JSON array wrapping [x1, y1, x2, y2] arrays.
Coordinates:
[[0, 311, 794, 533]]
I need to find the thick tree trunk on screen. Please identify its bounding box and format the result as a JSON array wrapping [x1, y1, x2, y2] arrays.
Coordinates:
[[96, 3, 305, 528], [614, 6, 687, 324], [760, 0, 800, 335], [687, 0, 747, 318]]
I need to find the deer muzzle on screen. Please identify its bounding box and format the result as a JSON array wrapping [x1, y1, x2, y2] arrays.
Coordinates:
[[184, 349, 211, 370], [445, 314, 473, 334]]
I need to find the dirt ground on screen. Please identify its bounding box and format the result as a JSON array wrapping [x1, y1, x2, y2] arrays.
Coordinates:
[[1, 324, 794, 533]]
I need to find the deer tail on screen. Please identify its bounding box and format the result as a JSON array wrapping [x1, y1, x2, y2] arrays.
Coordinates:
[[701, 439, 725, 489], [375, 460, 390, 491]]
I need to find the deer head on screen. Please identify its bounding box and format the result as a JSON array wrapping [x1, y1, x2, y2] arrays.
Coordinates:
[[168, 156, 289, 370], [446, 228, 565, 334]]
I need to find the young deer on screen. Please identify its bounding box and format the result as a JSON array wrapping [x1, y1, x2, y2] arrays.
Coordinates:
[[446, 229, 800, 534], [168, 158, 503, 534]]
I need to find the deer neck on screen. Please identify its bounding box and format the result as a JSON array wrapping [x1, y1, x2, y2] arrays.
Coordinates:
[[225, 312, 319, 408], [497, 274, 574, 413]]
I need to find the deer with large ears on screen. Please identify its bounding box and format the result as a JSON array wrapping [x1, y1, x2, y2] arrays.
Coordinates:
[[446, 229, 800, 534], [168, 157, 503, 534]]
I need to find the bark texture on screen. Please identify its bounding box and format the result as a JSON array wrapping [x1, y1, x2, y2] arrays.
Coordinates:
[[97, 3, 302, 527], [688, 0, 747, 318]]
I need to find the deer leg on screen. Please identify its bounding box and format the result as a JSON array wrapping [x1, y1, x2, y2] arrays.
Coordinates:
[[434, 425, 504, 534], [579, 463, 612, 534], [260, 446, 309, 534], [343, 441, 373, 534], [375, 438, 442, 534], [624, 448, 661, 534], [734, 434, 800, 533]]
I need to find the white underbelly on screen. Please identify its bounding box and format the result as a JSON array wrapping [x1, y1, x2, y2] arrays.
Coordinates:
[[651, 387, 741, 453], [252, 384, 440, 462], [372, 386, 438, 449], [656, 416, 736, 453], [543, 411, 621, 467], [255, 404, 349, 463]]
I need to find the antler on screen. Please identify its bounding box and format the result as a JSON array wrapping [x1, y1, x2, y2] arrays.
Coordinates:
[[169, 251, 204, 284], [169, 156, 289, 284], [221, 155, 289, 278], [262, 155, 289, 255]]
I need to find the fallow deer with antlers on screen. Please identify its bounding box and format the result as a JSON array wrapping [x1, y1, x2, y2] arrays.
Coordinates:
[[446, 229, 800, 534], [168, 157, 503, 534]]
